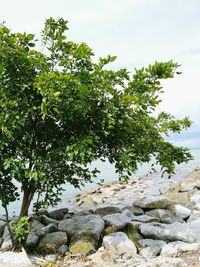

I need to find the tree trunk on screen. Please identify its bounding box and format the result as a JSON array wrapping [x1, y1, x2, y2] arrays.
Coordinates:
[[19, 187, 34, 218]]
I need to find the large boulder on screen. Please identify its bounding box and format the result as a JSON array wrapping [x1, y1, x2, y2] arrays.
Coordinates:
[[69, 235, 97, 255], [131, 214, 160, 223], [37, 231, 67, 253], [165, 192, 191, 205], [26, 233, 39, 250], [36, 223, 57, 238], [58, 215, 104, 241], [0, 251, 33, 267], [161, 241, 200, 257], [103, 232, 137, 257], [121, 205, 144, 215], [133, 196, 169, 209], [103, 213, 131, 230], [139, 221, 200, 243]]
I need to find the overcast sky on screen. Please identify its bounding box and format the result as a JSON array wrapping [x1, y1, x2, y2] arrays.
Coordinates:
[[1, 0, 200, 147]]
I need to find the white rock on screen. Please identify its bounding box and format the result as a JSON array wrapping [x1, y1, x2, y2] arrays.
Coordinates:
[[187, 211, 200, 222], [103, 232, 137, 258], [140, 256, 187, 267], [161, 241, 200, 256], [0, 251, 33, 267], [169, 204, 191, 220]]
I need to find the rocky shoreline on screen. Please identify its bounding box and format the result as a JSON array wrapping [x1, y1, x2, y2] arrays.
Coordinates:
[[1, 167, 200, 266]]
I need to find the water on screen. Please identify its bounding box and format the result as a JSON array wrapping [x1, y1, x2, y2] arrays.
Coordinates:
[[1, 148, 200, 215]]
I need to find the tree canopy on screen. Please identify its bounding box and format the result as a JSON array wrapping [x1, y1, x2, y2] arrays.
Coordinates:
[[0, 18, 192, 217]]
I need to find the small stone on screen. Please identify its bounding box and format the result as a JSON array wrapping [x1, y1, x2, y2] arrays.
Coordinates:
[[45, 254, 57, 262], [121, 205, 144, 215], [58, 244, 68, 254], [37, 208, 49, 216], [145, 209, 175, 224], [165, 192, 191, 205], [132, 214, 160, 223], [168, 204, 191, 220]]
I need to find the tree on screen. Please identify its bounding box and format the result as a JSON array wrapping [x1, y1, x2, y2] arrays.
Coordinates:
[[0, 18, 192, 217]]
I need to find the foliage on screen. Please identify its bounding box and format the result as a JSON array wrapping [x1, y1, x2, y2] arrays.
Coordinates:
[[12, 216, 30, 248], [0, 17, 192, 217]]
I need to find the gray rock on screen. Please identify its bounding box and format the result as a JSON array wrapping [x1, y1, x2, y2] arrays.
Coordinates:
[[58, 215, 105, 241], [133, 196, 169, 209], [161, 241, 200, 256], [37, 208, 49, 216], [103, 213, 131, 230], [121, 205, 144, 215], [74, 210, 93, 216], [132, 214, 160, 223], [69, 235, 97, 255], [41, 215, 59, 226], [103, 232, 137, 257], [95, 206, 121, 216], [0, 251, 33, 267], [140, 221, 200, 243], [49, 208, 68, 220], [139, 239, 166, 257], [36, 223, 57, 238], [30, 219, 45, 232], [37, 231, 67, 253], [26, 233, 39, 250], [145, 209, 175, 224], [58, 244, 68, 254]]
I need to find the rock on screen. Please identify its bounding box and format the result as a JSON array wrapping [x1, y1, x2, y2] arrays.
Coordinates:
[[159, 186, 170, 195], [37, 208, 49, 216], [161, 241, 200, 256], [37, 231, 67, 253], [30, 219, 45, 232], [49, 208, 68, 220], [1, 236, 12, 251], [58, 215, 105, 241], [58, 244, 68, 254], [36, 223, 57, 237], [103, 232, 137, 257], [95, 206, 121, 216], [121, 205, 144, 215], [145, 209, 175, 224], [103, 226, 117, 235], [189, 190, 200, 209], [165, 192, 191, 205], [69, 235, 97, 255], [168, 204, 191, 220], [187, 211, 200, 222], [74, 210, 93, 216], [139, 239, 166, 257], [0, 220, 6, 237], [41, 215, 59, 226], [132, 214, 160, 223], [144, 256, 187, 267], [133, 196, 169, 209], [139, 221, 200, 243], [0, 251, 33, 267], [26, 233, 39, 250], [103, 213, 131, 230], [45, 254, 57, 262]]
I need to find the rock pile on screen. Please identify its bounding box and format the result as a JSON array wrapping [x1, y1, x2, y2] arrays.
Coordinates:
[[1, 169, 200, 266]]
